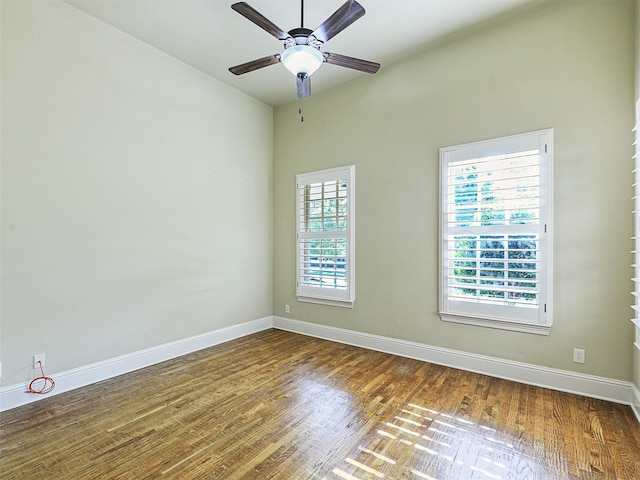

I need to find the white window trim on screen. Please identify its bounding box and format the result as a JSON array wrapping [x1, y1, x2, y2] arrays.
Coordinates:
[[296, 165, 355, 308], [439, 129, 553, 335]]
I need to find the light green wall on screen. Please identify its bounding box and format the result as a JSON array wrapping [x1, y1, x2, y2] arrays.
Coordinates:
[[0, 0, 273, 387], [274, 1, 635, 380]]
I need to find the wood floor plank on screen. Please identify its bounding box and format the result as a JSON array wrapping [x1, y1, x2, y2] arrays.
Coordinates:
[[1, 329, 639, 479]]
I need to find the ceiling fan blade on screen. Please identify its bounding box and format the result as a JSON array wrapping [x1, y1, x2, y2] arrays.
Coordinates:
[[311, 0, 365, 44], [296, 75, 311, 98], [229, 55, 280, 75], [231, 2, 291, 40], [323, 52, 380, 74]]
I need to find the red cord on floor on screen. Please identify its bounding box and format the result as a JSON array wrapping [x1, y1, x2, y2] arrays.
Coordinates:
[[28, 360, 55, 394]]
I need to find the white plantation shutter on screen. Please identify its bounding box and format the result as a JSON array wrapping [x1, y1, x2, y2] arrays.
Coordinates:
[[633, 101, 640, 349], [296, 165, 355, 307], [440, 130, 553, 334]]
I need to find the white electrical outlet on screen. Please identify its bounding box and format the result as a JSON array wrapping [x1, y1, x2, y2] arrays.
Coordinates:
[[285, 304, 290, 314], [573, 348, 585, 364], [33, 354, 45, 369]]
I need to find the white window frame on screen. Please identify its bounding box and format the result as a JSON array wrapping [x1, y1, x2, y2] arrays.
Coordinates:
[[440, 129, 553, 335], [296, 165, 355, 308]]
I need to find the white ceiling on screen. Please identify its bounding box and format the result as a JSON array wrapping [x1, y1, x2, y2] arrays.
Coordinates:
[[63, 0, 537, 106]]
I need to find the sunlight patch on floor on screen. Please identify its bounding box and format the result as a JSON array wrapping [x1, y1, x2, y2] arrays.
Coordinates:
[[326, 402, 525, 479]]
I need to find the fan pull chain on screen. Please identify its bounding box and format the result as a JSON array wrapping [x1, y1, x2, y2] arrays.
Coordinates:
[[299, 99, 304, 122]]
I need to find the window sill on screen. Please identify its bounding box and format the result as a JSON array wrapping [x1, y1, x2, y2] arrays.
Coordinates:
[[297, 295, 354, 309], [440, 312, 551, 336]]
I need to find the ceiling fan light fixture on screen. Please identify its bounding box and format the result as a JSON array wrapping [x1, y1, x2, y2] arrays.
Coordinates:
[[280, 45, 323, 77]]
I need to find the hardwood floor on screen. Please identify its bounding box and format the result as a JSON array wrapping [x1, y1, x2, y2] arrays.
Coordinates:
[[1, 329, 639, 479]]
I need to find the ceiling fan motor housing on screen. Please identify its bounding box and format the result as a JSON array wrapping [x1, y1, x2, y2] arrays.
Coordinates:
[[286, 28, 322, 49]]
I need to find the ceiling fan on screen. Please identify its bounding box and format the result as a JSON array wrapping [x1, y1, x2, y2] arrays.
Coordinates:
[[228, 0, 380, 99]]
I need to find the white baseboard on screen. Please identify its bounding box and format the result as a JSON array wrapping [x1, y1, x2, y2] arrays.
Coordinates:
[[273, 317, 637, 407], [3, 315, 638, 423], [0, 317, 271, 412]]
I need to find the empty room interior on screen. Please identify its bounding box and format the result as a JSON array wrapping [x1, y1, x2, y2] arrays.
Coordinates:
[[2, 0, 640, 478]]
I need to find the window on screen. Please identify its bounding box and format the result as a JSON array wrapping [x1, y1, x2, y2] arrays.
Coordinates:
[[440, 130, 553, 335], [296, 165, 355, 308]]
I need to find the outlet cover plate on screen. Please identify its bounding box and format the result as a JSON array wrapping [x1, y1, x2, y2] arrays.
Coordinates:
[[33, 354, 45, 369]]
